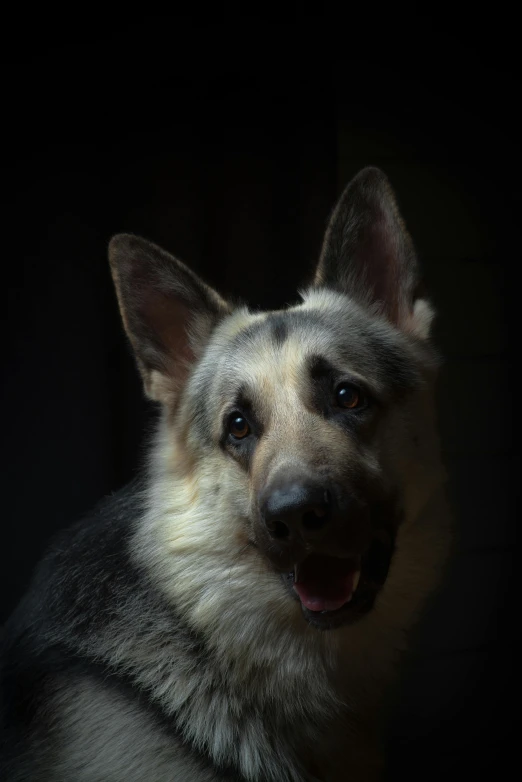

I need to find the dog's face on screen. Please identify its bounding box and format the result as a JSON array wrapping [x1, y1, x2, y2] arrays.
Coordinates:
[[110, 168, 439, 632]]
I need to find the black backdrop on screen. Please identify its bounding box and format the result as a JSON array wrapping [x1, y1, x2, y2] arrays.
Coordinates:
[[2, 18, 519, 780]]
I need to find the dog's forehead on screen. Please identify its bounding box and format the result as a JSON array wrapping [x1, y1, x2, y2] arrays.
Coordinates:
[[203, 290, 422, 398], [212, 303, 343, 382], [222, 293, 364, 356]]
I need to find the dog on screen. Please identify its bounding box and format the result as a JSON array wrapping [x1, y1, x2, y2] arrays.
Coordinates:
[[0, 167, 451, 781]]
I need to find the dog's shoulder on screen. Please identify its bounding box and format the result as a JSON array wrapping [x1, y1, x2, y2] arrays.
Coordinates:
[[5, 478, 146, 640], [1, 479, 167, 779], [0, 480, 239, 781], [1, 484, 141, 720]]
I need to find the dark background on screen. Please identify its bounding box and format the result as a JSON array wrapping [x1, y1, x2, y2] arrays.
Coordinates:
[[2, 17, 519, 779]]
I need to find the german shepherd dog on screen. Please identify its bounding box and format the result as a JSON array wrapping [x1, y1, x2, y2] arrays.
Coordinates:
[[1, 168, 451, 781]]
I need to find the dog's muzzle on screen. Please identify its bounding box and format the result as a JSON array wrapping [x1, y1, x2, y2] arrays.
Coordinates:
[[257, 472, 397, 630]]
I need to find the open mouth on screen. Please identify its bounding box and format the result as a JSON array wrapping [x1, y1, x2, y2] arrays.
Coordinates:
[[282, 533, 395, 630]]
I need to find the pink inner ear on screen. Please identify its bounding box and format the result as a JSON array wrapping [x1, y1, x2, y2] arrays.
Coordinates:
[[355, 210, 404, 325], [141, 288, 196, 369], [316, 168, 419, 330]]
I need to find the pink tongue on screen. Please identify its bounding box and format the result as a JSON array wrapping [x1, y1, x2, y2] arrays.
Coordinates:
[[293, 555, 357, 613]]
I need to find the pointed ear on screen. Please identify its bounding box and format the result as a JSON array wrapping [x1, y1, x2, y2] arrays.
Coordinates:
[[109, 234, 231, 404], [314, 167, 434, 339]]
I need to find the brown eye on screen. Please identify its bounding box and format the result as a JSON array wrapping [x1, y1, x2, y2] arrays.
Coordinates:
[[336, 383, 364, 410], [229, 414, 250, 439]]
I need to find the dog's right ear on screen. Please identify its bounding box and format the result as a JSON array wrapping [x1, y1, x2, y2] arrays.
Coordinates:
[[313, 167, 434, 339], [109, 234, 231, 405]]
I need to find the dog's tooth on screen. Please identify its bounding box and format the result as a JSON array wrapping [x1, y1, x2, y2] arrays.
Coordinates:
[[353, 569, 361, 592]]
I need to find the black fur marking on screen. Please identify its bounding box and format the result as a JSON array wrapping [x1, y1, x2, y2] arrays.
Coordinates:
[[365, 333, 422, 392], [267, 314, 289, 346], [229, 309, 330, 353], [308, 355, 337, 417], [307, 355, 374, 434], [0, 481, 243, 781]]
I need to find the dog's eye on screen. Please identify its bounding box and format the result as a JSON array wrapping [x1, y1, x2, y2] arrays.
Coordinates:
[[335, 383, 365, 410], [229, 414, 250, 439]]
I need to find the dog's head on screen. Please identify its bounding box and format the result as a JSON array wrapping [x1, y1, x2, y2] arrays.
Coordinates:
[[110, 167, 442, 633]]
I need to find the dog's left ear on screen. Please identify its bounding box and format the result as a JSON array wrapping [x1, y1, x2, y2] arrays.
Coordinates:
[[109, 234, 231, 405], [314, 167, 434, 339]]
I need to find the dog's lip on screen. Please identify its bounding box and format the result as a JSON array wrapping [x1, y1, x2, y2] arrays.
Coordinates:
[[292, 552, 362, 584]]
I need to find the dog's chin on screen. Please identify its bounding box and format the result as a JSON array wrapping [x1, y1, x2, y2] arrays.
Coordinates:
[[280, 534, 396, 631]]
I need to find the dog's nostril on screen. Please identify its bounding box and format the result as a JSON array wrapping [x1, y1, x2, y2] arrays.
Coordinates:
[[302, 491, 331, 531], [267, 520, 290, 539], [302, 507, 329, 530]]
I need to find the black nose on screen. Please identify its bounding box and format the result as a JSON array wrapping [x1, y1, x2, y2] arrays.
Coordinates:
[[260, 481, 332, 541]]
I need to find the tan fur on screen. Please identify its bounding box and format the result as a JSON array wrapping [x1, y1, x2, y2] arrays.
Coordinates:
[[1, 170, 453, 782], [108, 169, 451, 780], [129, 288, 451, 780]]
